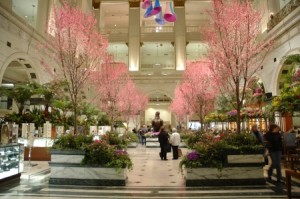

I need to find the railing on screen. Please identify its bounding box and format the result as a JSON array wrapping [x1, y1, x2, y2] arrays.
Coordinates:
[[100, 28, 128, 35], [267, 0, 300, 31], [141, 26, 174, 33]]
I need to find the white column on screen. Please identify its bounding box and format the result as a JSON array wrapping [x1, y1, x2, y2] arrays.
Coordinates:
[[99, 2, 105, 31], [79, 0, 93, 13], [128, 3, 140, 71], [174, 1, 186, 71], [268, 0, 280, 15], [94, 8, 100, 32], [36, 0, 50, 35]]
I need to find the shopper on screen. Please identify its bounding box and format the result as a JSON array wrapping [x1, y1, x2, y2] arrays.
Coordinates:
[[251, 124, 268, 165], [158, 125, 170, 160], [140, 125, 148, 145], [264, 123, 284, 183], [169, 127, 181, 160]]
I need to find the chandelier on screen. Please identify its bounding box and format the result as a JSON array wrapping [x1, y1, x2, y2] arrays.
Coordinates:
[[142, 0, 177, 25]]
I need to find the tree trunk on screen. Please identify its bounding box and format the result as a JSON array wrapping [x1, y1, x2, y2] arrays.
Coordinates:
[[73, 102, 78, 134], [236, 83, 241, 133]]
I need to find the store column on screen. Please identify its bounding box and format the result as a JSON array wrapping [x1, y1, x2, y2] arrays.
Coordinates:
[[93, 0, 102, 32], [128, 0, 140, 71], [36, 0, 50, 35], [174, 0, 186, 71], [267, 0, 280, 15]]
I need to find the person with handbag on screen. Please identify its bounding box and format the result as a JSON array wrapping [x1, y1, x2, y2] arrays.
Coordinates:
[[158, 125, 170, 161], [169, 127, 181, 160]]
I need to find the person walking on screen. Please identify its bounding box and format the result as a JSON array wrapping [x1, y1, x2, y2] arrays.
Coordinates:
[[170, 127, 181, 160], [251, 124, 268, 165], [158, 125, 170, 160], [140, 125, 148, 146], [264, 123, 284, 183]]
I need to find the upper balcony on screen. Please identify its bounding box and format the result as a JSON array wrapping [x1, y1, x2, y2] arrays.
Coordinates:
[[267, 0, 300, 32], [100, 25, 203, 43]]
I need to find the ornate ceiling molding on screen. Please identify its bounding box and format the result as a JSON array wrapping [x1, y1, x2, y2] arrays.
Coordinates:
[[128, 0, 140, 8], [174, 0, 185, 7]]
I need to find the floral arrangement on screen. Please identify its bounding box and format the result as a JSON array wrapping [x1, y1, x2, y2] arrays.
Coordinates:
[[101, 131, 127, 149], [82, 140, 133, 171], [52, 133, 133, 171], [180, 132, 263, 171], [121, 132, 139, 144]]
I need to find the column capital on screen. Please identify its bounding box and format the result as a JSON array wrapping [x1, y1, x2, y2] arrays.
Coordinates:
[[92, 0, 100, 9], [129, 0, 140, 8], [174, 0, 185, 7]]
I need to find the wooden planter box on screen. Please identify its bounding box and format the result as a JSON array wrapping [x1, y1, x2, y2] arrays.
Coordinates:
[[184, 154, 265, 186], [49, 150, 127, 186]]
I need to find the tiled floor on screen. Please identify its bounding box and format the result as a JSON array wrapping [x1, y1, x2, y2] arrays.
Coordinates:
[[0, 144, 299, 198]]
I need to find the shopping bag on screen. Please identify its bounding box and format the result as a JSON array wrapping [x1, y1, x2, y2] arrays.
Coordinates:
[[178, 148, 182, 157]]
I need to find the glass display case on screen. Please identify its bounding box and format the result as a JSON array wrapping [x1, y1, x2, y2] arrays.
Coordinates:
[[0, 144, 24, 181]]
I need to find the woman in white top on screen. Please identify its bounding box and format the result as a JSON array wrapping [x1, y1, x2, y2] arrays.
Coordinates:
[[169, 128, 181, 160]]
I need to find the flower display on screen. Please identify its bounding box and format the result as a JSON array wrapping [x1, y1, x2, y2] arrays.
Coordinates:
[[187, 151, 200, 161], [180, 132, 263, 171]]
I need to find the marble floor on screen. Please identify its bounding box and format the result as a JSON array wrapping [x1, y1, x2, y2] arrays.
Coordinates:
[[0, 144, 299, 199]]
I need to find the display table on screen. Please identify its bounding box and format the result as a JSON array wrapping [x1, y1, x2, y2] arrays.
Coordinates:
[[286, 169, 300, 199]]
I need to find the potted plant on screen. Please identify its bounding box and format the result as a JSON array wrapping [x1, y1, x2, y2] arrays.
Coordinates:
[[49, 134, 133, 186], [180, 132, 265, 186]]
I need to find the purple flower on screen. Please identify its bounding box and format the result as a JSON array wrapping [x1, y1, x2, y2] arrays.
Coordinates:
[[228, 110, 237, 116], [187, 151, 199, 161], [115, 150, 128, 155]]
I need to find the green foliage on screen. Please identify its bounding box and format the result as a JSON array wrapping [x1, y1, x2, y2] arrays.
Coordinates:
[[106, 150, 133, 171], [98, 114, 110, 126], [52, 134, 93, 150], [82, 140, 133, 170], [82, 140, 115, 166], [101, 131, 126, 149], [121, 132, 139, 143]]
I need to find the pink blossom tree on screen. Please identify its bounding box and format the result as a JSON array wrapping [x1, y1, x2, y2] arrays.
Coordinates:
[[184, 60, 217, 130], [205, 0, 272, 133], [46, 2, 108, 133], [170, 85, 192, 126], [90, 55, 130, 129], [171, 60, 217, 131], [118, 80, 148, 129]]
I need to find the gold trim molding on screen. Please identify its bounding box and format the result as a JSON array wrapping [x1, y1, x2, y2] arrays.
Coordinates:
[[174, 0, 185, 7], [129, 0, 140, 8]]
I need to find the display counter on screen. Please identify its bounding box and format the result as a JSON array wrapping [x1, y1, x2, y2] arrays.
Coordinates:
[[0, 144, 24, 183]]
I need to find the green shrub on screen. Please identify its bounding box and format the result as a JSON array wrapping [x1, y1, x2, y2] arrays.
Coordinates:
[[52, 134, 93, 150], [82, 140, 133, 171]]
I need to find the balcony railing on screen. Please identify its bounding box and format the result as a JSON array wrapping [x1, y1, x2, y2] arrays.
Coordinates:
[[267, 0, 300, 31]]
